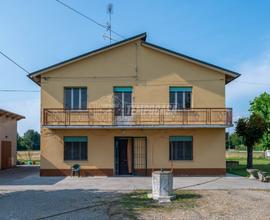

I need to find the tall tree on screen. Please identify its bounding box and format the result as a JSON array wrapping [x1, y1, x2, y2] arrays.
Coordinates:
[[250, 92, 270, 150], [235, 113, 267, 169], [17, 130, 40, 151]]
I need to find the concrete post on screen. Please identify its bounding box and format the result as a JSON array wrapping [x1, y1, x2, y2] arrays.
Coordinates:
[[149, 170, 175, 203]]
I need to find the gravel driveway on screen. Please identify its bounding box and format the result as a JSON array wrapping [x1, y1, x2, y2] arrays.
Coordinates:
[[0, 166, 270, 219], [140, 190, 270, 220]]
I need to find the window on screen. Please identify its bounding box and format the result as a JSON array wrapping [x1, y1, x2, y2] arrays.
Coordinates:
[[64, 137, 88, 160], [169, 136, 193, 160], [64, 87, 87, 110], [169, 87, 192, 109], [114, 87, 132, 116]]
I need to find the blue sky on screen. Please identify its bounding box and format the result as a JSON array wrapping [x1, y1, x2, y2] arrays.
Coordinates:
[[0, 0, 270, 134]]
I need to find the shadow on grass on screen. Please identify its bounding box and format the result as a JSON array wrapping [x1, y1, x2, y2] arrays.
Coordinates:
[[119, 190, 202, 219]]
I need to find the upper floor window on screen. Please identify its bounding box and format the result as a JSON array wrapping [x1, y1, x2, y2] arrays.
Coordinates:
[[64, 87, 87, 110], [169, 87, 192, 109], [114, 87, 132, 116]]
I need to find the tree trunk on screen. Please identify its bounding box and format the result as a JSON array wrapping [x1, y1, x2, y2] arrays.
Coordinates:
[[247, 145, 253, 169]]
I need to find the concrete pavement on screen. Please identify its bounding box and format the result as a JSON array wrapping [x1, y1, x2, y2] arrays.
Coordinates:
[[0, 166, 269, 191]]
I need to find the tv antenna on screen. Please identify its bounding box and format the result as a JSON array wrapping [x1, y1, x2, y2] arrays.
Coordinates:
[[106, 3, 113, 44]]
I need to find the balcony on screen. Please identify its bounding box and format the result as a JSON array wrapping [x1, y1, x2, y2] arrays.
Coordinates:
[[43, 107, 233, 128]]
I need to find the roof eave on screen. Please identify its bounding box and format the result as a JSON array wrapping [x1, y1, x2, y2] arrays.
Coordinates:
[[141, 41, 241, 84], [28, 32, 147, 84]]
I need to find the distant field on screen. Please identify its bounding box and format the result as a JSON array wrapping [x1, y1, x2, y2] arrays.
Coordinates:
[[17, 151, 40, 162], [226, 150, 265, 159]]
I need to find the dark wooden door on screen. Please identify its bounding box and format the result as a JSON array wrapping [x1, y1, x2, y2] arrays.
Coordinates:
[[1, 141, 12, 169], [118, 139, 129, 175]]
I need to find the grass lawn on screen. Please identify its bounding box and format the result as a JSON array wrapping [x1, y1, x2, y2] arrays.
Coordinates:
[[226, 157, 270, 177], [119, 190, 201, 218]]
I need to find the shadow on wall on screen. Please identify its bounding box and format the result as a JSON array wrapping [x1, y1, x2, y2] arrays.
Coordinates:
[[0, 189, 123, 220], [41, 42, 223, 110]]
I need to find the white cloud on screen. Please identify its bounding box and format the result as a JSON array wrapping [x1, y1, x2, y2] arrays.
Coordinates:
[[226, 51, 270, 101], [226, 49, 270, 119]]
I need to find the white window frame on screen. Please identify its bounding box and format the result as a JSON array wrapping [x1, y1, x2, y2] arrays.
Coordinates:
[[65, 87, 87, 110]]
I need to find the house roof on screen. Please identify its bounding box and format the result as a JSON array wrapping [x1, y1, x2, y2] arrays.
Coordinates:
[[0, 109, 25, 121], [28, 32, 240, 85]]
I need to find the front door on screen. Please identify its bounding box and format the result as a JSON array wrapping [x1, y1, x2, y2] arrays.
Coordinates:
[[1, 141, 12, 169], [118, 139, 129, 175], [115, 138, 133, 175]]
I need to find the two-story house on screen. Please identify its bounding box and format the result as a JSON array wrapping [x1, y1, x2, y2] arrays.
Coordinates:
[[28, 33, 240, 176]]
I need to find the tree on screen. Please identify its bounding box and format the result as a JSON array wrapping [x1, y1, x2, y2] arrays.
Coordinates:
[[250, 92, 270, 150], [227, 132, 243, 149], [235, 113, 267, 169], [17, 130, 40, 151]]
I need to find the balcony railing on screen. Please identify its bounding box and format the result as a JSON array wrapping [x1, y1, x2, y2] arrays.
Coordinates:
[[43, 108, 233, 127]]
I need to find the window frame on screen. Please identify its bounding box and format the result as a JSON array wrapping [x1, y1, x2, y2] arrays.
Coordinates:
[[169, 87, 192, 110], [63, 136, 88, 161], [113, 87, 133, 116], [169, 136, 193, 161], [64, 87, 87, 110]]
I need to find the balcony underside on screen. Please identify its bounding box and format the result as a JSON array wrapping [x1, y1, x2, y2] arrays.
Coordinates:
[[44, 124, 231, 129], [43, 108, 233, 129]]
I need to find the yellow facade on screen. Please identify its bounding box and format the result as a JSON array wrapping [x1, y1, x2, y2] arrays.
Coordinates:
[[30, 34, 238, 176]]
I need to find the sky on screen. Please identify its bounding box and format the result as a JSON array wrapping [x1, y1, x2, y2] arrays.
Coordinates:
[[0, 0, 270, 135]]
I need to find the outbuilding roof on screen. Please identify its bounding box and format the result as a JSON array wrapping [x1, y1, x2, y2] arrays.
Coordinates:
[[0, 109, 25, 121]]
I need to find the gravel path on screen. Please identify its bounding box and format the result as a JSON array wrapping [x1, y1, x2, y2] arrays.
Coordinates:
[[0, 189, 269, 219], [1, 167, 270, 219], [140, 190, 270, 220]]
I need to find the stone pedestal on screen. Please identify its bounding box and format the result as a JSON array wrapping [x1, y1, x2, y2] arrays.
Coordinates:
[[149, 171, 175, 203]]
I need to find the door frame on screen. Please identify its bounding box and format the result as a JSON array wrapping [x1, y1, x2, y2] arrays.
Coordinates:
[[114, 136, 147, 176]]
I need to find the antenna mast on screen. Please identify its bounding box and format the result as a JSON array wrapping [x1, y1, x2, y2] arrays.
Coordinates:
[[107, 3, 113, 44]]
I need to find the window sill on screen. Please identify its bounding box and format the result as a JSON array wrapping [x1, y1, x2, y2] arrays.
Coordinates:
[[64, 160, 88, 162], [169, 159, 193, 161], [64, 109, 88, 112]]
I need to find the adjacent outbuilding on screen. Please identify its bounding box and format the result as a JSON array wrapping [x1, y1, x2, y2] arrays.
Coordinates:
[[0, 109, 25, 170]]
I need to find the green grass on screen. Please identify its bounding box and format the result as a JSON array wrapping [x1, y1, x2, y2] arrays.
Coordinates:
[[119, 190, 201, 219], [227, 157, 270, 177]]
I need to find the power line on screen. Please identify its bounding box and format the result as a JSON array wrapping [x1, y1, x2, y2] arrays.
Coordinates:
[[0, 89, 39, 93], [55, 0, 125, 39], [0, 50, 29, 74]]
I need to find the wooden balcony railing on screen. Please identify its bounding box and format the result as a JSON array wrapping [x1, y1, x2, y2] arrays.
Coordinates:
[[43, 108, 233, 127]]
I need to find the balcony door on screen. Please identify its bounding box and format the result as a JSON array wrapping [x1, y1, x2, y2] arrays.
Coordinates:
[[114, 87, 132, 124], [169, 87, 192, 109]]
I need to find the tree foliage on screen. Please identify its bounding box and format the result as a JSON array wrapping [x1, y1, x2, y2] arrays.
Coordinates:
[[250, 92, 270, 150], [235, 113, 267, 168], [17, 130, 40, 151], [226, 132, 243, 149]]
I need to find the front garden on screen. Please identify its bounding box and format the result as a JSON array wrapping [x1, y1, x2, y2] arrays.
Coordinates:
[[227, 157, 270, 177]]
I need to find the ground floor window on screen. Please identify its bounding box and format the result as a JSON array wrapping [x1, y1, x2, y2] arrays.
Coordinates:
[[169, 136, 193, 160], [64, 136, 88, 161]]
